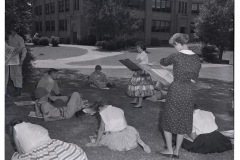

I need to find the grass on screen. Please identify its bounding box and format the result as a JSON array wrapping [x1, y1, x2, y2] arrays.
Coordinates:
[[27, 45, 88, 60], [5, 69, 233, 160]]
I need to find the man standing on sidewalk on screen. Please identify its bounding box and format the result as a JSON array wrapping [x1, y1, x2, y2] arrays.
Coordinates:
[[8, 26, 27, 96]]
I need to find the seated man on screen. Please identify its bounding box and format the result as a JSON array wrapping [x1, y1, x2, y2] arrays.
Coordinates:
[[35, 68, 68, 102], [146, 81, 168, 102], [181, 105, 232, 154], [88, 65, 115, 89], [34, 87, 89, 121]]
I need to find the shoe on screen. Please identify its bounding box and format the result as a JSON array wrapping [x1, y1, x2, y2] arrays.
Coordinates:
[[133, 105, 142, 108], [14, 88, 21, 97], [156, 151, 173, 158], [173, 154, 179, 159], [130, 102, 137, 104]]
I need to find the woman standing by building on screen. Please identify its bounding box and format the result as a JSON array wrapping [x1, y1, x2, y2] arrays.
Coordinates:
[[157, 33, 201, 159]]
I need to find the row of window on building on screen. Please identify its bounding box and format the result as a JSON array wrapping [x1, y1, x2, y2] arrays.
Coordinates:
[[36, 19, 67, 32], [34, 0, 79, 15], [36, 19, 170, 33]]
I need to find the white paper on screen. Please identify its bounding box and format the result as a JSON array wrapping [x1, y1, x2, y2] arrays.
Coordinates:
[[28, 111, 43, 118], [14, 101, 36, 107]]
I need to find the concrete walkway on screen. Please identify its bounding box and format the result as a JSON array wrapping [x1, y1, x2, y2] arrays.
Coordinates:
[[33, 44, 233, 82]]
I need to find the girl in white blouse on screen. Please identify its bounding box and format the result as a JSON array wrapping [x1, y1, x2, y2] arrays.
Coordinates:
[[126, 41, 154, 108], [86, 98, 151, 153], [181, 106, 232, 154]]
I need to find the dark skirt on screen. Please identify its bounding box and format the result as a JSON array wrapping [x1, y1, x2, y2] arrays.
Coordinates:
[[182, 131, 232, 154]]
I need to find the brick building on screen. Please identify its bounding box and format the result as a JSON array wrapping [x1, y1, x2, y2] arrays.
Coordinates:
[[31, 0, 204, 44]]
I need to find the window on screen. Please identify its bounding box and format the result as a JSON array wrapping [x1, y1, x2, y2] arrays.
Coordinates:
[[152, 20, 170, 32], [39, 21, 42, 31], [65, 0, 69, 11], [46, 21, 51, 31], [65, 19, 67, 31], [152, 0, 171, 12], [74, 0, 79, 10], [181, 2, 184, 14], [59, 0, 64, 12], [59, 20, 65, 31], [36, 22, 39, 31], [51, 3, 55, 13], [45, 4, 50, 14], [51, 20, 55, 31], [191, 3, 203, 14], [178, 1, 187, 14], [129, 0, 145, 10], [184, 2, 187, 14], [39, 5, 42, 15], [35, 6, 39, 15], [178, 1, 181, 13]]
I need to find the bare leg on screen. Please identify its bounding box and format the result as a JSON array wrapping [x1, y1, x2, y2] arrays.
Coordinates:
[[131, 98, 138, 104], [173, 134, 184, 155], [134, 97, 142, 108], [137, 135, 151, 153], [34, 102, 43, 117], [160, 131, 173, 154]]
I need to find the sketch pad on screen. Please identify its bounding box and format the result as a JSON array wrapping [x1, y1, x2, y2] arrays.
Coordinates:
[[14, 101, 36, 107], [119, 59, 142, 71]]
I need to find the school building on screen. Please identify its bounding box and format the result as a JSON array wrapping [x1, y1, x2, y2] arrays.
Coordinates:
[[31, 0, 204, 44]]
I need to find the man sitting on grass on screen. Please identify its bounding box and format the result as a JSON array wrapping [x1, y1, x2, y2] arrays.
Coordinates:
[[88, 65, 116, 89], [34, 87, 89, 121], [35, 68, 68, 103]]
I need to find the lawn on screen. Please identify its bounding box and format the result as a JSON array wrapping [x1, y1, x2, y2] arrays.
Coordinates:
[[27, 44, 88, 60], [5, 69, 234, 160]]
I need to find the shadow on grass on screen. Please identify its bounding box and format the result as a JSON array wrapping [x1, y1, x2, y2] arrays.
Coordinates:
[[5, 69, 234, 160]]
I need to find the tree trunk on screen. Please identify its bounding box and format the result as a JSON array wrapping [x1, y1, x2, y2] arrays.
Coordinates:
[[219, 46, 224, 60]]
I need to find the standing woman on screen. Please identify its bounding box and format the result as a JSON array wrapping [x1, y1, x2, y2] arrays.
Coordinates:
[[126, 41, 154, 108], [157, 33, 201, 159]]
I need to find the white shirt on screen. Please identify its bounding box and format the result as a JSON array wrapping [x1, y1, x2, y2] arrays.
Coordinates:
[[136, 51, 149, 64], [8, 34, 26, 64], [14, 122, 51, 153], [37, 74, 55, 93], [100, 105, 127, 132], [192, 109, 218, 135]]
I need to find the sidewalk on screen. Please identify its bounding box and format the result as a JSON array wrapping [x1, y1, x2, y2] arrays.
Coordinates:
[[33, 44, 233, 82]]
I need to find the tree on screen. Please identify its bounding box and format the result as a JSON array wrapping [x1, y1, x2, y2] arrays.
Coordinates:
[[194, 0, 234, 60], [84, 0, 142, 41], [5, 0, 32, 40]]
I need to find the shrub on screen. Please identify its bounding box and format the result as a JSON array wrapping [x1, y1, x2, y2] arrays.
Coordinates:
[[151, 38, 160, 46], [51, 37, 60, 47], [95, 41, 106, 49], [86, 35, 97, 46], [22, 48, 35, 83], [32, 37, 40, 45], [39, 37, 49, 46], [202, 45, 219, 62], [115, 38, 126, 49], [105, 40, 116, 50], [125, 37, 143, 47], [188, 43, 203, 56]]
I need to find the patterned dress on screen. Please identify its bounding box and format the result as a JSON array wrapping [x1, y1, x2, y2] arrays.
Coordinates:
[[160, 50, 201, 134], [127, 51, 154, 97]]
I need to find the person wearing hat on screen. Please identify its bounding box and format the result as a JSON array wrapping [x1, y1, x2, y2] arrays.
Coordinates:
[[34, 87, 89, 121], [88, 65, 113, 89], [7, 26, 27, 97], [35, 68, 68, 103]]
